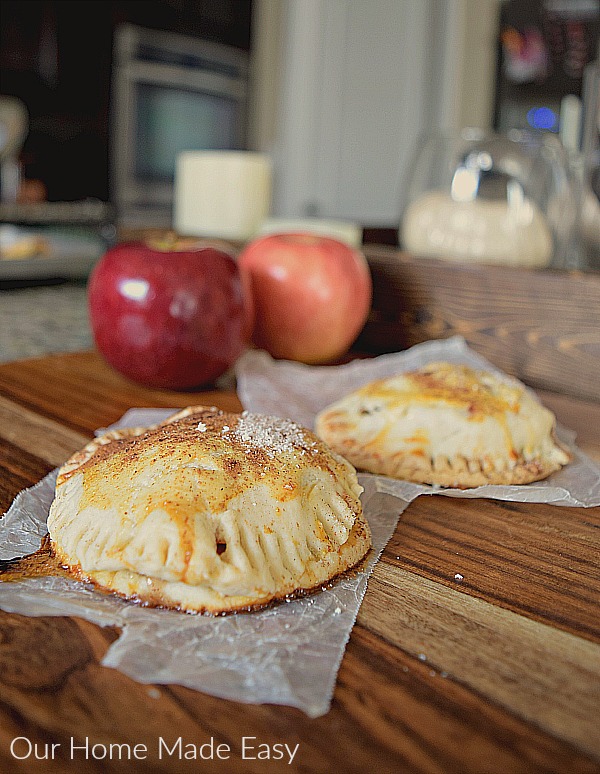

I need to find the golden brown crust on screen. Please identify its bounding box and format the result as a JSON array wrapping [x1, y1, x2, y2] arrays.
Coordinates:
[[49, 406, 371, 613], [315, 363, 571, 488]]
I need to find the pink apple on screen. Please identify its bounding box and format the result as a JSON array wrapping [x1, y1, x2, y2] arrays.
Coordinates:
[[88, 239, 251, 389], [238, 233, 372, 363]]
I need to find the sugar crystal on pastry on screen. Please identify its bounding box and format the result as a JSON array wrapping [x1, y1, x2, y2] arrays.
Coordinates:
[[48, 406, 371, 613]]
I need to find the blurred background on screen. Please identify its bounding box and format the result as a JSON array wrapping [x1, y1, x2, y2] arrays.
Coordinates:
[[0, 0, 597, 231], [0, 0, 598, 360]]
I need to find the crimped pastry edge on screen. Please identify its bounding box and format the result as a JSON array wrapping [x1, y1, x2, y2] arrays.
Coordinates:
[[49, 511, 371, 615], [312, 432, 570, 488]]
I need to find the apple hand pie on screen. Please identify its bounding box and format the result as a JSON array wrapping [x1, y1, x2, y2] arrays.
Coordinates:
[[315, 362, 570, 488], [48, 406, 370, 614]]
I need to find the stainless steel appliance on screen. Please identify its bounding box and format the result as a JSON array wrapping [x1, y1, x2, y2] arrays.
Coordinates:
[[111, 24, 249, 228]]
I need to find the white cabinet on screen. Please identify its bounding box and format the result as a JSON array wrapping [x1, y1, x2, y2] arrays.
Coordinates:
[[250, 0, 499, 227]]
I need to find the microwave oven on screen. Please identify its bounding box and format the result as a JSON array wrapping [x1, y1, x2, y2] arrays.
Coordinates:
[[111, 24, 249, 228]]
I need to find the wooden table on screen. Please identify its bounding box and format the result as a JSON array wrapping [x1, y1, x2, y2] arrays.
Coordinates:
[[0, 350, 599, 774]]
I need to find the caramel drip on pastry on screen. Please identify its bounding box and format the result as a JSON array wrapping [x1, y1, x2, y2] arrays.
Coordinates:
[[0, 535, 69, 581]]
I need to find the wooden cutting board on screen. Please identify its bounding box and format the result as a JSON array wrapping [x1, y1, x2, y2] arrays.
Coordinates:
[[0, 350, 598, 773]]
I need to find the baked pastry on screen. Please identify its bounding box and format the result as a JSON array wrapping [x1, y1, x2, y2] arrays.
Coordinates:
[[47, 406, 370, 614], [315, 362, 570, 488]]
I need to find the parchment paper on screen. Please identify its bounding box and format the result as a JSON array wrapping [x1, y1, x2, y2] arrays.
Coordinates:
[[0, 423, 405, 719], [1, 337, 598, 719]]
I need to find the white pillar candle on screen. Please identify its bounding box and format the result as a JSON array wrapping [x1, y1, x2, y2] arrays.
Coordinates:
[[174, 151, 272, 241]]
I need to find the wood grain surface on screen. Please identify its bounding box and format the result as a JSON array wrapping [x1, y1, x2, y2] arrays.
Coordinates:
[[358, 248, 600, 403], [0, 350, 599, 774]]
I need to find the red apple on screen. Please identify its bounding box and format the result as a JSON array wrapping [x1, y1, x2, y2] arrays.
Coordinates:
[[237, 233, 372, 363], [88, 239, 251, 389]]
